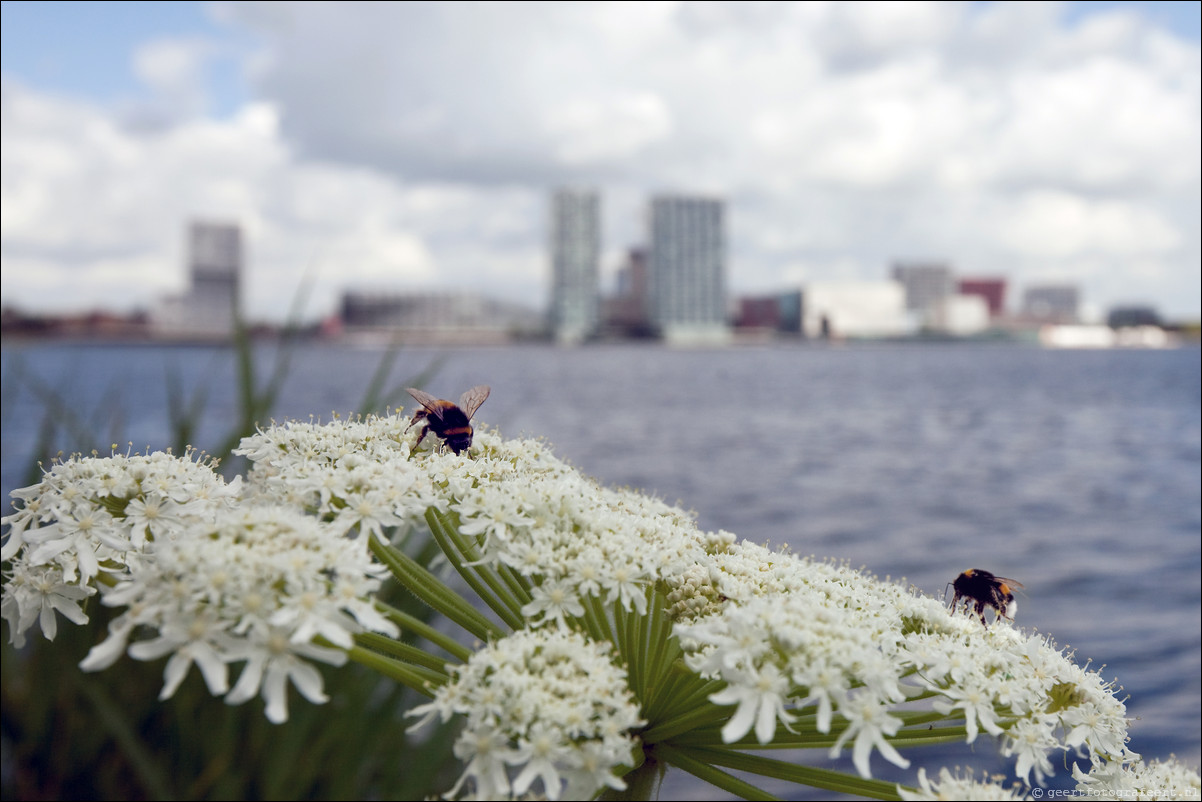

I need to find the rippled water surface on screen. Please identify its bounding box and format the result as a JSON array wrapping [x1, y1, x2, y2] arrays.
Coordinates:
[[4, 340, 1199, 797]]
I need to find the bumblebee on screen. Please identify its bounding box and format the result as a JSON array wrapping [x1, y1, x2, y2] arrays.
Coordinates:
[[948, 569, 1023, 625], [405, 385, 490, 455]]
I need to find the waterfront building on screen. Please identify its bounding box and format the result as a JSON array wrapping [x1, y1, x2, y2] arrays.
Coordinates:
[[648, 195, 728, 343], [958, 277, 1007, 318], [340, 290, 541, 344], [1107, 305, 1162, 328], [152, 221, 242, 339], [1022, 284, 1080, 323], [892, 262, 955, 325], [601, 247, 653, 337], [549, 188, 601, 343], [801, 280, 912, 339], [933, 294, 991, 335]]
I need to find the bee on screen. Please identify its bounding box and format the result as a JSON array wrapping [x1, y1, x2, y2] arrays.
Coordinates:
[[947, 569, 1023, 625], [405, 385, 491, 455]]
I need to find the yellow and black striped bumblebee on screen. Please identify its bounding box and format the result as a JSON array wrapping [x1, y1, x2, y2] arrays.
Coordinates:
[[948, 569, 1023, 625], [405, 385, 490, 455]]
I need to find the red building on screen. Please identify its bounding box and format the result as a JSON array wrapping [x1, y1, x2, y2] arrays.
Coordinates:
[[957, 277, 1007, 318]]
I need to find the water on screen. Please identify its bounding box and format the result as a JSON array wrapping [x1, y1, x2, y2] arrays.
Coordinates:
[[3, 340, 1199, 796]]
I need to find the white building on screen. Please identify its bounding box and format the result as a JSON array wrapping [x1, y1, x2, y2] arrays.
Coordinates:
[[933, 294, 991, 336], [648, 195, 729, 343], [153, 221, 241, 339], [802, 280, 913, 339], [549, 188, 600, 343]]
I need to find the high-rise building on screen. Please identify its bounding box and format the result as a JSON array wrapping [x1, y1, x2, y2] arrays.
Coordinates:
[[892, 262, 954, 325], [549, 188, 600, 343], [153, 221, 242, 339], [188, 222, 241, 326], [648, 195, 728, 342]]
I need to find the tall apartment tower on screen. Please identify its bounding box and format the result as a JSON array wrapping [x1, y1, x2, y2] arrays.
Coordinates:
[[189, 222, 242, 330], [153, 221, 242, 339], [549, 188, 600, 343], [648, 195, 728, 342]]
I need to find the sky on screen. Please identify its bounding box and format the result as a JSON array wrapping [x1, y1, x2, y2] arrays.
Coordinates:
[[2, 1, 1200, 324]]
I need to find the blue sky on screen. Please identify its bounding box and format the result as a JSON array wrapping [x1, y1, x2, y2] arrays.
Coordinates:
[[2, 1, 1200, 322], [1, 1, 249, 112]]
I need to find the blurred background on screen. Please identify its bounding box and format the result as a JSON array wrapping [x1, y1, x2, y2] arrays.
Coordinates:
[[1, 1, 1199, 336], [2, 2, 1199, 800]]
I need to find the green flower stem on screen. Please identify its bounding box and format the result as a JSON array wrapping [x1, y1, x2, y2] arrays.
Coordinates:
[[680, 744, 908, 800], [644, 668, 723, 726], [374, 599, 473, 662], [425, 509, 526, 630], [639, 700, 733, 743], [599, 747, 657, 802], [354, 631, 453, 673], [616, 596, 643, 698], [368, 531, 502, 642], [344, 643, 447, 696], [601, 596, 624, 643], [432, 508, 526, 614], [494, 560, 535, 608], [641, 593, 678, 696], [682, 718, 969, 751], [581, 595, 614, 645], [653, 743, 781, 801]]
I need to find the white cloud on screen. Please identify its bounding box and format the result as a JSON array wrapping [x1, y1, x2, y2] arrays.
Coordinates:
[[1, 1, 1199, 320]]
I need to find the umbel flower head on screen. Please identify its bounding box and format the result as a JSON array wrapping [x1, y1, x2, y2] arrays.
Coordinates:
[[3, 414, 1199, 801]]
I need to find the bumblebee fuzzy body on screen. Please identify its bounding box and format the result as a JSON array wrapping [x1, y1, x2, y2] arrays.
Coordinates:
[[405, 385, 490, 455], [949, 569, 1023, 625]]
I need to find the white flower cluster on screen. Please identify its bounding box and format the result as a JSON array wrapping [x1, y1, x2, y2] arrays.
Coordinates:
[[1, 451, 241, 647], [898, 767, 1029, 800], [408, 628, 643, 801], [234, 414, 442, 538], [2, 448, 397, 722], [1073, 754, 1202, 801], [671, 538, 1141, 786], [80, 505, 396, 723]]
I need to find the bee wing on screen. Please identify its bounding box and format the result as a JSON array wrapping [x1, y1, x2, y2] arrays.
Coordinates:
[[995, 577, 1025, 593], [406, 387, 447, 420], [457, 385, 491, 419]]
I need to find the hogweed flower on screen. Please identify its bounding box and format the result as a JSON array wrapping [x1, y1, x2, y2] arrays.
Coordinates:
[[3, 414, 1199, 800]]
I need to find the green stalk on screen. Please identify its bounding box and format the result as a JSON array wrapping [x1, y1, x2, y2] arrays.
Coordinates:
[[585, 593, 617, 645], [678, 744, 907, 800], [644, 669, 722, 727], [439, 512, 528, 623], [494, 561, 535, 607], [374, 599, 472, 662], [343, 644, 446, 696], [353, 631, 453, 673], [639, 700, 732, 743], [424, 509, 525, 629], [653, 743, 780, 801], [368, 532, 502, 642]]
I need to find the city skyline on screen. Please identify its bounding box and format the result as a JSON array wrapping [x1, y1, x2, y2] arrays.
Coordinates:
[[2, 2, 1199, 322]]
